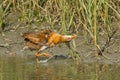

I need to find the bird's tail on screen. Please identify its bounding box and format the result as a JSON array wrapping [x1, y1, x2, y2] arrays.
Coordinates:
[[22, 33, 30, 38]]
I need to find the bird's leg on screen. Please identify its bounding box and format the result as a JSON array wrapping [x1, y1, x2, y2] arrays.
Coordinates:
[[35, 52, 52, 63], [35, 52, 39, 63], [39, 53, 53, 63], [38, 53, 52, 57]]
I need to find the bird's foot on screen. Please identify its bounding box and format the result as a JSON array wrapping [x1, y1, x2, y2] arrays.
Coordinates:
[[39, 56, 53, 63]]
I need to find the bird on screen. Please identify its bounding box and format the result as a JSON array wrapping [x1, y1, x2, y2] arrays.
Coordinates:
[[22, 29, 77, 63]]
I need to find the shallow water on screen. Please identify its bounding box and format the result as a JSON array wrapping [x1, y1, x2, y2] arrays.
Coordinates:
[[0, 55, 120, 80]]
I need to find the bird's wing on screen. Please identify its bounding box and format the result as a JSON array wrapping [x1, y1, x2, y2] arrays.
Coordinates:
[[23, 29, 53, 44], [24, 41, 41, 50]]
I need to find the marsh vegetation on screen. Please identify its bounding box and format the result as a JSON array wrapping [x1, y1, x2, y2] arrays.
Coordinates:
[[0, 0, 120, 58]]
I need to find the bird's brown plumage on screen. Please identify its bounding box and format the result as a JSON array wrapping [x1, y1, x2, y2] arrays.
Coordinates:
[[22, 29, 77, 63]]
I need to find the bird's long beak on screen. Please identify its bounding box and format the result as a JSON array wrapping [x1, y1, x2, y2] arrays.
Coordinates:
[[63, 34, 77, 42], [70, 34, 77, 39]]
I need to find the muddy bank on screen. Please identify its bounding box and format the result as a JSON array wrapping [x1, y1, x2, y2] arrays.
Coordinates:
[[0, 21, 120, 64]]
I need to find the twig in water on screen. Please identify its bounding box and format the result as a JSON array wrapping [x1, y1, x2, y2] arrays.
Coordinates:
[[97, 29, 117, 56]]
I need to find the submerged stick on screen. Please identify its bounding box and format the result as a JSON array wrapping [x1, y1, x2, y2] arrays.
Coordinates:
[[98, 29, 117, 56]]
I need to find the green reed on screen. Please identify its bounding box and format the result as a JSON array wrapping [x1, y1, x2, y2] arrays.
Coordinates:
[[0, 1, 11, 31]]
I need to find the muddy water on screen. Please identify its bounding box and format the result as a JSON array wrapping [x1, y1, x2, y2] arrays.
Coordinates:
[[0, 55, 120, 80]]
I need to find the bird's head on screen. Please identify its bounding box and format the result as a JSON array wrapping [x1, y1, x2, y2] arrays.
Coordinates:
[[62, 34, 77, 42]]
